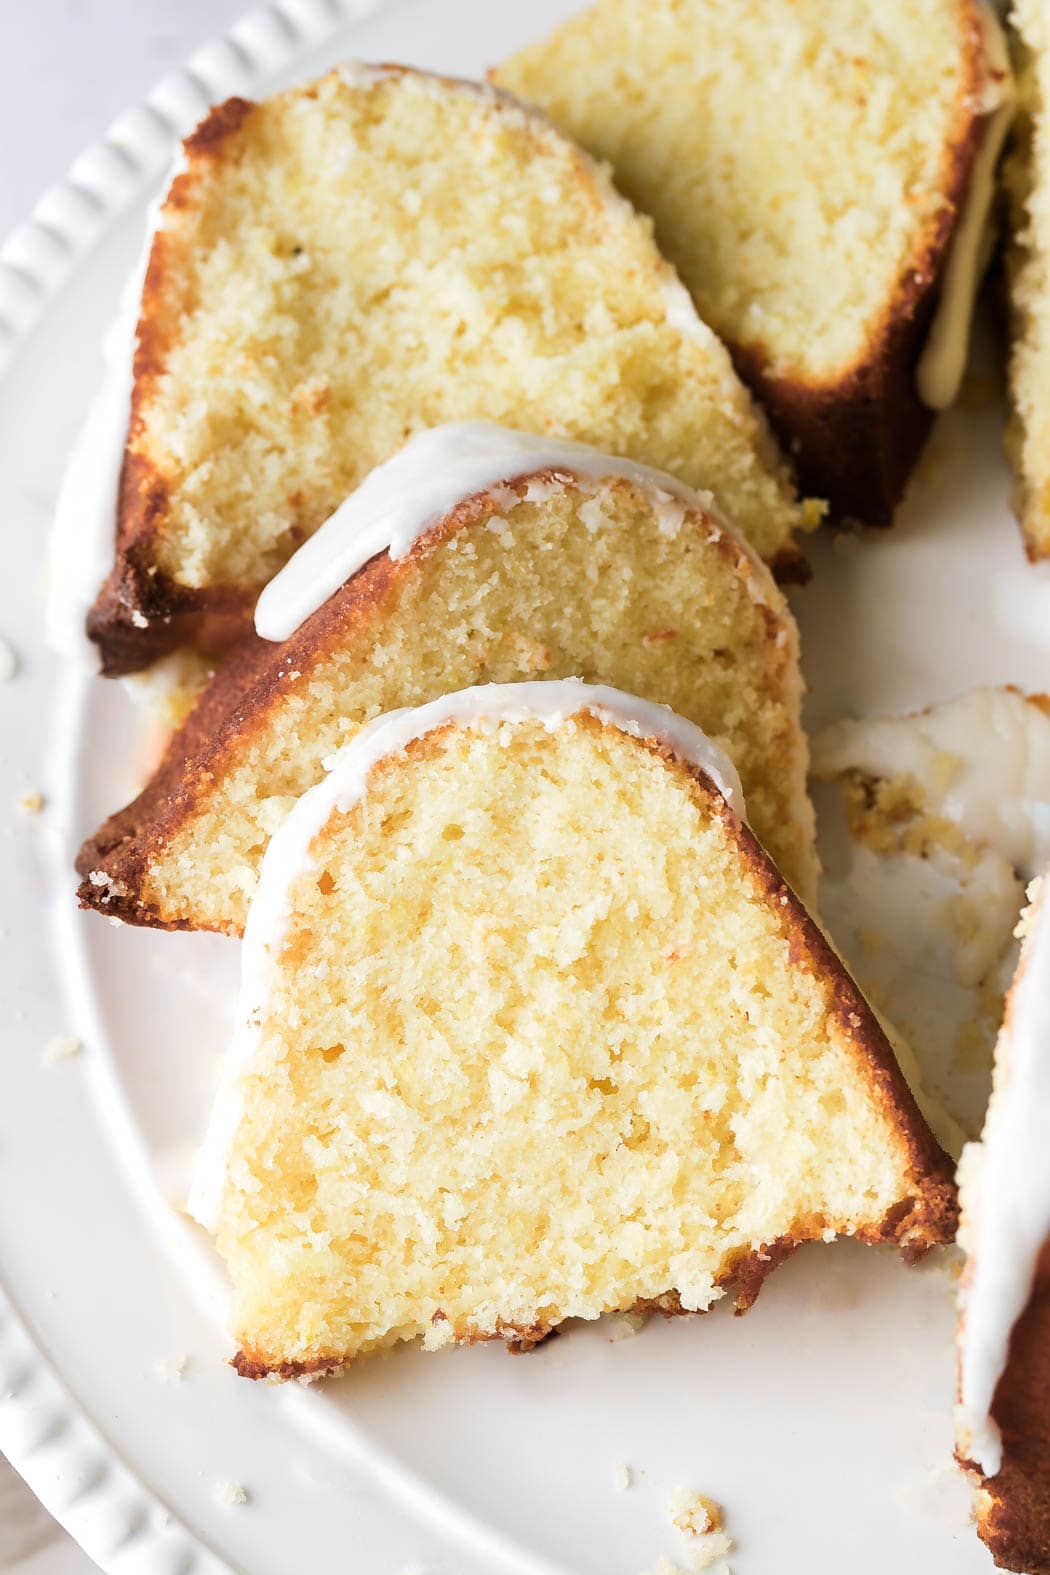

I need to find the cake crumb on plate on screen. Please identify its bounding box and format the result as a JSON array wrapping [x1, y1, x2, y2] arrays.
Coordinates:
[[686, 1537, 733, 1571], [16, 790, 44, 816], [638, 1550, 733, 1574], [41, 1035, 81, 1064], [608, 1312, 645, 1341], [211, 1480, 248, 1507], [668, 1487, 722, 1536], [155, 1355, 187, 1383], [667, 1489, 734, 1568], [614, 1462, 632, 1491]]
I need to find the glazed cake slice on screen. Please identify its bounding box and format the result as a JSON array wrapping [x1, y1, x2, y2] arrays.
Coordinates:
[[188, 681, 957, 1379], [1004, 0, 1050, 560], [497, 0, 1013, 524], [76, 425, 818, 935], [70, 62, 810, 674], [957, 877, 1050, 1574]]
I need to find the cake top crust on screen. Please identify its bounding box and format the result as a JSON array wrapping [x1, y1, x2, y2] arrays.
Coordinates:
[[254, 422, 771, 642]]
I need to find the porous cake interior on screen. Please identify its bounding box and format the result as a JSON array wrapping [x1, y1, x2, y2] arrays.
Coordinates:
[[1005, 0, 1050, 558], [208, 718, 929, 1373], [136, 68, 804, 587], [122, 477, 815, 931], [498, 0, 976, 381]]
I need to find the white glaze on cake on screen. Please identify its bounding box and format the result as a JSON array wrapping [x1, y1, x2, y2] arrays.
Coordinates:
[[188, 680, 746, 1229], [917, 1, 1016, 410], [255, 421, 773, 642], [46, 153, 186, 667], [812, 688, 1050, 880], [957, 877, 1050, 1477]]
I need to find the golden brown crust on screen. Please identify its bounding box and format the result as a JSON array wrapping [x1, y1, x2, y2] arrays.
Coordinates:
[[86, 98, 260, 676], [707, 0, 991, 526], [77, 549, 404, 928], [958, 1239, 1050, 1573], [693, 772, 959, 1255]]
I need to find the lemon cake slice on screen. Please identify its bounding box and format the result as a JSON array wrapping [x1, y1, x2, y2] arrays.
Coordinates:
[[75, 424, 818, 934], [72, 63, 810, 675], [1004, 0, 1050, 560], [497, 0, 1014, 525], [188, 681, 957, 1379], [957, 877, 1050, 1573]]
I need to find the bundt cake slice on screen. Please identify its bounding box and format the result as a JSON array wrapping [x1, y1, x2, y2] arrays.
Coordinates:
[[957, 876, 1050, 1573], [74, 62, 811, 674], [188, 681, 957, 1380], [75, 425, 817, 934], [497, 0, 1013, 524], [1004, 0, 1050, 560]]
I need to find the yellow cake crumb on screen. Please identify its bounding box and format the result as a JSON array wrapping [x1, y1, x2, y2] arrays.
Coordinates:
[[154, 1356, 187, 1384], [41, 1035, 82, 1065], [127, 65, 806, 614], [665, 1491, 735, 1569], [499, 0, 982, 383], [1004, 0, 1050, 557], [668, 1489, 722, 1537], [210, 1481, 248, 1508], [608, 1312, 646, 1342]]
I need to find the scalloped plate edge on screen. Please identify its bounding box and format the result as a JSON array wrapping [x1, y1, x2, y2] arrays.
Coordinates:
[[0, 2, 392, 1569], [0, 0, 390, 378]]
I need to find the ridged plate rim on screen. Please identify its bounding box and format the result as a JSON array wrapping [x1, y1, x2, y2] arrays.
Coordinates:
[[0, 5, 391, 1570]]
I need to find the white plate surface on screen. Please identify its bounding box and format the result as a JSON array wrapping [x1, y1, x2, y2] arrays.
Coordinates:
[[2, 3, 1049, 1572]]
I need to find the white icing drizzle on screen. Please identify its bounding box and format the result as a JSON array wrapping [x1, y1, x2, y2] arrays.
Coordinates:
[[188, 679, 746, 1228], [958, 877, 1050, 1477], [255, 421, 770, 641], [812, 687, 1050, 880], [917, 2, 1016, 410], [46, 152, 186, 667]]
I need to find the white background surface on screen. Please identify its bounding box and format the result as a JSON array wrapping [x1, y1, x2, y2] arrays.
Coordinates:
[[0, 9, 245, 1570], [0, 0, 246, 240]]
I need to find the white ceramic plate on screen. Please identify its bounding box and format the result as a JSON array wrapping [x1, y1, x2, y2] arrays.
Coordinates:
[[2, 3, 1049, 1572]]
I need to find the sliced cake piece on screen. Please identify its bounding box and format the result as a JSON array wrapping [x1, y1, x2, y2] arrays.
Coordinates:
[[1004, 0, 1050, 559], [76, 425, 818, 934], [497, 0, 1014, 524], [957, 877, 1050, 1573], [73, 62, 810, 675], [188, 681, 957, 1379]]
